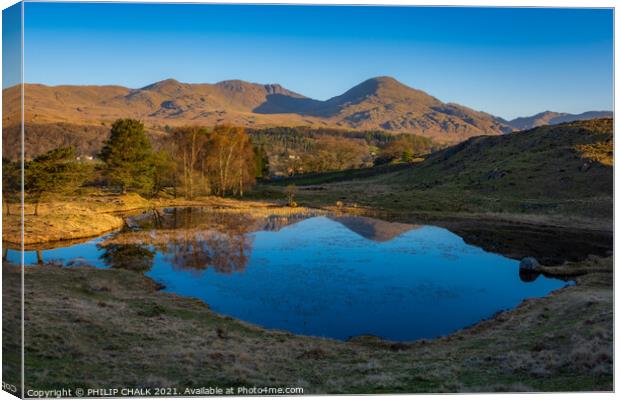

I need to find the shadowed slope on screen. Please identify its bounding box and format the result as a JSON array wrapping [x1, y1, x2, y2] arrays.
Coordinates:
[[382, 118, 613, 200]]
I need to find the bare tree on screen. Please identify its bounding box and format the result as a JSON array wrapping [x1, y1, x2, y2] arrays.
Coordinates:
[[169, 126, 210, 199], [207, 126, 255, 196]]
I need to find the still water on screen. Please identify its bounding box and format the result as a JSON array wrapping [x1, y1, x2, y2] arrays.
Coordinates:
[[7, 208, 568, 341]]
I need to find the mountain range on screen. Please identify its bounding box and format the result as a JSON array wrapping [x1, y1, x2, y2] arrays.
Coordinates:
[[2, 76, 611, 144], [505, 110, 613, 130]]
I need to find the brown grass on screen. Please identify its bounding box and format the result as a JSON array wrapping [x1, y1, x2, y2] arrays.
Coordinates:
[[575, 142, 613, 166], [2, 193, 317, 246], [3, 256, 612, 393]]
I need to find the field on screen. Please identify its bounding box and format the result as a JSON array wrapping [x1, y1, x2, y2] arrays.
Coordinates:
[[264, 162, 415, 187]]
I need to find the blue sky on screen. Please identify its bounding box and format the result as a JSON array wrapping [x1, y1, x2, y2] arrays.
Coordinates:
[[10, 3, 615, 119], [2, 2, 21, 90]]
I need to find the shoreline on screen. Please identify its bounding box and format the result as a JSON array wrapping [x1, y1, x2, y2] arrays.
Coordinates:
[[2, 194, 613, 247], [2, 194, 321, 246], [2, 193, 612, 392], [4, 255, 612, 392]]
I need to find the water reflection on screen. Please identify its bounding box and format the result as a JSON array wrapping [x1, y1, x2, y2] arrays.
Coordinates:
[[98, 208, 317, 274], [153, 230, 249, 274], [328, 215, 419, 242], [519, 268, 541, 283], [101, 210, 254, 274], [3, 208, 587, 340], [100, 243, 155, 273]]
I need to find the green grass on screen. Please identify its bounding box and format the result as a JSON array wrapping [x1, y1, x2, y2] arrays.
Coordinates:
[[382, 118, 612, 200]]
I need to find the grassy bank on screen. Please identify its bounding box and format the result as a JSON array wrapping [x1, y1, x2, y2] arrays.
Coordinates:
[[2, 256, 611, 394], [2, 193, 149, 245], [2, 193, 315, 246]]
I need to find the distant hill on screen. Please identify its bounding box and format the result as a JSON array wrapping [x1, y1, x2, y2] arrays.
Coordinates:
[[3, 76, 512, 144], [507, 111, 613, 130]]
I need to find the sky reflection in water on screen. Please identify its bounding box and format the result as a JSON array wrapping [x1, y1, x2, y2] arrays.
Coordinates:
[[8, 211, 567, 341]]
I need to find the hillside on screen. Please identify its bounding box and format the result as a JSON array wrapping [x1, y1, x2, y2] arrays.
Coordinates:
[[305, 77, 512, 138], [288, 119, 613, 222], [3, 77, 511, 144], [508, 111, 613, 130], [385, 118, 612, 196]]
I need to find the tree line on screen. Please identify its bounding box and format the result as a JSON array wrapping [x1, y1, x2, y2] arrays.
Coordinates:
[[248, 126, 439, 177], [3, 119, 263, 214], [2, 118, 441, 215], [99, 119, 262, 199]]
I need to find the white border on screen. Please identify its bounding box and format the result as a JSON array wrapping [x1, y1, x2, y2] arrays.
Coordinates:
[[0, 2, 616, 400]]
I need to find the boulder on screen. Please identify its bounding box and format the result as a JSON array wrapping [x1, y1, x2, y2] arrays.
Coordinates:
[[519, 257, 540, 271]]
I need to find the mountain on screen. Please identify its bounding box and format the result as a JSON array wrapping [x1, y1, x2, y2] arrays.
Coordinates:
[[303, 77, 512, 138], [508, 111, 613, 130], [4, 76, 611, 151], [3, 76, 512, 143]]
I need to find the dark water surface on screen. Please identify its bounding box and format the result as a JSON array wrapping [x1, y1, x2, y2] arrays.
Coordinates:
[[7, 207, 571, 341]]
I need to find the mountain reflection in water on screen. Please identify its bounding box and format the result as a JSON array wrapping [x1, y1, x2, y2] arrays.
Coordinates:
[[102, 209, 423, 274]]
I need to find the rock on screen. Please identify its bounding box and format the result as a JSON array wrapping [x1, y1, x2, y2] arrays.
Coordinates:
[[519, 257, 540, 271]]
